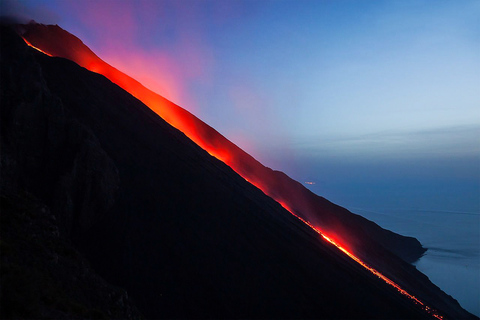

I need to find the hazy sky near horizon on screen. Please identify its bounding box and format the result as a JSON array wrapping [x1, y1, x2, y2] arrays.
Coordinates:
[[3, 0, 479, 211]]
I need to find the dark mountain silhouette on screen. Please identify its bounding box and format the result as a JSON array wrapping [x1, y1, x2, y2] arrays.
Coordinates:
[[16, 22, 426, 265], [0, 23, 476, 319]]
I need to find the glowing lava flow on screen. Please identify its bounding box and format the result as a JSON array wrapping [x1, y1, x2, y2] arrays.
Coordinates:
[[277, 201, 444, 320], [23, 37, 444, 320], [22, 38, 53, 57]]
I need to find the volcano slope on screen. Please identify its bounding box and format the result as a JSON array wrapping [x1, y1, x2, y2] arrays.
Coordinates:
[[0, 25, 476, 319], [17, 22, 427, 266]]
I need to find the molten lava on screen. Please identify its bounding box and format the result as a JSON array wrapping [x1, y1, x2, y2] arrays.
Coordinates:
[[22, 38, 52, 57], [277, 202, 444, 320], [21, 30, 445, 320]]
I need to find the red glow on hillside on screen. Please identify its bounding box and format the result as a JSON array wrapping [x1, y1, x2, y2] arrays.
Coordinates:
[[66, 0, 212, 111], [103, 53, 184, 109], [22, 33, 444, 320]]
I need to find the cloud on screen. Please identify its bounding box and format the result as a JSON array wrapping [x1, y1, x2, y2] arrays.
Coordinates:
[[291, 124, 480, 161]]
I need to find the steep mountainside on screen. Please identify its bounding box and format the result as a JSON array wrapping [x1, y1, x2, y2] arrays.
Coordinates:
[[17, 22, 426, 265], [1, 25, 476, 319]]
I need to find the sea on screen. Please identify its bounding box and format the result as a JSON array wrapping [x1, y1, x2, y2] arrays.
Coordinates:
[[347, 207, 480, 317]]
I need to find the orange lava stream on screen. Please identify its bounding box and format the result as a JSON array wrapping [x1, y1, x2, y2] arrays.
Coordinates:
[[22, 38, 53, 57], [24, 39, 444, 320], [277, 201, 444, 320]]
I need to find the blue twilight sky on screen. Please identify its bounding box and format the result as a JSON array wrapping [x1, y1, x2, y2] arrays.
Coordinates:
[[2, 0, 479, 212]]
